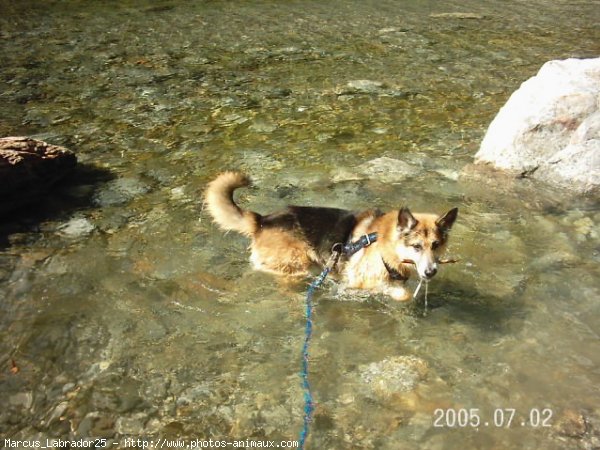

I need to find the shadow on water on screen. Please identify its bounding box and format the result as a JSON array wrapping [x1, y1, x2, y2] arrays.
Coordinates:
[[301, 273, 527, 339], [0, 163, 114, 249], [408, 278, 528, 337]]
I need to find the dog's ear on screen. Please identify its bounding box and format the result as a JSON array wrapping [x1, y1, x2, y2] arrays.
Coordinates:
[[436, 207, 458, 232], [397, 207, 418, 232]]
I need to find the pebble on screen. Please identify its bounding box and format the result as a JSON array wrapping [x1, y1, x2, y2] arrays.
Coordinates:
[[338, 392, 355, 405], [9, 392, 33, 409], [169, 186, 186, 200], [62, 382, 76, 394], [337, 79, 386, 95], [221, 113, 249, 126], [378, 27, 407, 34], [47, 402, 68, 424], [249, 120, 278, 133], [58, 217, 95, 238], [434, 168, 460, 181], [82, 361, 110, 380], [429, 12, 486, 19]]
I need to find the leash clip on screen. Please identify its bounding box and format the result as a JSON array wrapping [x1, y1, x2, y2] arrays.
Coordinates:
[[325, 243, 343, 271]]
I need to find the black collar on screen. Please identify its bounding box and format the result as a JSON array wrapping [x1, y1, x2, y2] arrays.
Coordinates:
[[382, 258, 409, 281]]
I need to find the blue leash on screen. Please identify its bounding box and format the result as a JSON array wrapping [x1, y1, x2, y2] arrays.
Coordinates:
[[298, 265, 330, 449], [298, 233, 377, 449]]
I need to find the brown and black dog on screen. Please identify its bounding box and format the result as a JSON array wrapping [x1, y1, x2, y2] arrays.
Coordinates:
[[205, 171, 458, 301]]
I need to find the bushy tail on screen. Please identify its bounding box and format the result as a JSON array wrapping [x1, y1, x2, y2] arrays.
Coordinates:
[[204, 172, 259, 237]]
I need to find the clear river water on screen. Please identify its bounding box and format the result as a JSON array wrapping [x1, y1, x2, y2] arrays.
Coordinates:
[[1, 1, 599, 449]]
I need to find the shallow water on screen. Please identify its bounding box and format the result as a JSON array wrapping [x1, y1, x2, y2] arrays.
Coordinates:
[[1, 1, 599, 449]]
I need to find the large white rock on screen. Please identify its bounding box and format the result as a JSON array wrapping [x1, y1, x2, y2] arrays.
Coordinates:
[[475, 58, 600, 194]]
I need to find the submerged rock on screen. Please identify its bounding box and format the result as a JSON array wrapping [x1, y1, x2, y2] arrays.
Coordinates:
[[554, 409, 587, 438], [359, 355, 428, 398], [362, 156, 415, 181], [430, 12, 486, 19], [331, 156, 416, 183], [335, 80, 410, 98], [93, 177, 150, 206], [337, 80, 387, 95], [0, 137, 77, 215], [58, 217, 95, 238], [9, 392, 33, 409], [475, 58, 600, 194]]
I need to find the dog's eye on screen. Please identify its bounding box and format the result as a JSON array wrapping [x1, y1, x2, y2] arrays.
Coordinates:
[[412, 243, 422, 251], [432, 241, 440, 250]]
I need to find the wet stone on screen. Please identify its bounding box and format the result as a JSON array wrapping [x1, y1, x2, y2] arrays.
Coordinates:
[[337, 80, 386, 95], [116, 412, 148, 435], [144, 417, 162, 434], [358, 355, 428, 399], [554, 409, 587, 438], [77, 412, 116, 438], [573, 217, 597, 238], [529, 251, 580, 271], [249, 120, 278, 133], [169, 186, 187, 201], [334, 80, 411, 99], [430, 12, 486, 19], [62, 382, 76, 394], [337, 392, 355, 406], [47, 401, 68, 425], [331, 156, 416, 183], [93, 178, 151, 206], [378, 27, 410, 35], [82, 361, 111, 381], [57, 217, 95, 238], [176, 383, 211, 407], [362, 157, 416, 182], [143, 378, 171, 403], [264, 87, 292, 99], [9, 392, 33, 409]]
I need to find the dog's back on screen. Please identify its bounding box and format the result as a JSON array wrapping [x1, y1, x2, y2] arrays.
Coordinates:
[[204, 172, 360, 274]]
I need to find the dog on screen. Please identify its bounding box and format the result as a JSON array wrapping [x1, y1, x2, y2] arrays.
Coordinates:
[[204, 171, 458, 301]]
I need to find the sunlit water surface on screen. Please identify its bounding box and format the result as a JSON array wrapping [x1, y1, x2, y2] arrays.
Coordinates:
[[1, 1, 599, 449]]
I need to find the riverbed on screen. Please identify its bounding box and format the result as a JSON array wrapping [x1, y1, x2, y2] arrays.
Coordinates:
[[1, 1, 599, 449]]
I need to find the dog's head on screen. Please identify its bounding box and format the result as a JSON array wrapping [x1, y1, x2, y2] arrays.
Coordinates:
[[395, 207, 458, 280]]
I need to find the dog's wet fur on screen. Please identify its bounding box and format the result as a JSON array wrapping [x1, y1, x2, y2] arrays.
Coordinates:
[[205, 172, 458, 301]]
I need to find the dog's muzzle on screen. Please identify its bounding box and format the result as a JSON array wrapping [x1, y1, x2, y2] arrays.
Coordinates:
[[424, 267, 438, 279]]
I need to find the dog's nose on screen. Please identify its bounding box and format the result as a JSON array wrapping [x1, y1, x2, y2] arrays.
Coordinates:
[[424, 267, 438, 278]]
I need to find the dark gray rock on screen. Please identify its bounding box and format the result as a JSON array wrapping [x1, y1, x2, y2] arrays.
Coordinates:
[[93, 177, 150, 207]]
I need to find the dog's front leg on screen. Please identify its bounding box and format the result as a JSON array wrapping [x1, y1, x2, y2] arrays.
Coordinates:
[[383, 284, 411, 302]]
